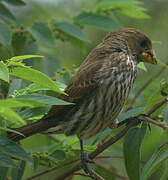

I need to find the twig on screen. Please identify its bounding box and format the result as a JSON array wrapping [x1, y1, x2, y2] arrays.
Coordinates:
[[26, 159, 78, 180], [147, 96, 168, 115], [126, 62, 168, 111], [91, 170, 105, 180], [145, 116, 168, 131]]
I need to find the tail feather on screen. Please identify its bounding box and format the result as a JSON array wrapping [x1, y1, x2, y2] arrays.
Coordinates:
[[8, 118, 57, 142]]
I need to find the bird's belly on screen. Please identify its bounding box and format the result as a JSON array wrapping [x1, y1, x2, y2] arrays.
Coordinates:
[[63, 70, 136, 139]]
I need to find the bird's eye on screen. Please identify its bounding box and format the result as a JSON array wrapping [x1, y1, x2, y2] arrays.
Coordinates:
[[140, 39, 148, 48]]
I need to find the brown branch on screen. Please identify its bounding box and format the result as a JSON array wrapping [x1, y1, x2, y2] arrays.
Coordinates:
[[144, 116, 168, 131], [126, 62, 168, 111], [26, 159, 78, 180]]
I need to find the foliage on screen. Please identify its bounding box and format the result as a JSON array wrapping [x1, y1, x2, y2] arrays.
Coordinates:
[[0, 0, 167, 180]]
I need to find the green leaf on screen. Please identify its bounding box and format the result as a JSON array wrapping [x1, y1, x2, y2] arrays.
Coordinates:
[[0, 98, 44, 108], [118, 106, 145, 123], [64, 137, 79, 146], [9, 65, 64, 94], [138, 62, 147, 71], [0, 135, 32, 162], [19, 106, 50, 120], [0, 21, 12, 48], [0, 153, 17, 168], [0, 107, 26, 125], [49, 150, 66, 161], [0, 126, 24, 136], [0, 61, 9, 82], [28, 22, 55, 48], [96, 0, 149, 19], [74, 12, 121, 31], [0, 167, 8, 180], [11, 161, 26, 180], [0, 3, 17, 23], [16, 94, 73, 105], [10, 55, 43, 62], [5, 0, 26, 6], [140, 144, 168, 180], [55, 22, 89, 42], [123, 124, 147, 180], [119, 6, 150, 19]]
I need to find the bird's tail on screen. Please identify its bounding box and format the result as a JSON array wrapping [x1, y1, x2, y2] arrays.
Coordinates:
[[8, 117, 58, 142]]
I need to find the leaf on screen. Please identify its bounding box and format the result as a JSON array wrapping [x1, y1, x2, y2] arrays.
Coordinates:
[[0, 153, 17, 168], [0, 126, 24, 136], [0, 135, 32, 162], [0, 98, 44, 108], [55, 21, 89, 42], [64, 137, 79, 146], [0, 3, 17, 23], [28, 22, 55, 47], [19, 106, 50, 120], [0, 167, 8, 180], [16, 94, 73, 105], [96, 0, 149, 19], [11, 161, 26, 180], [9, 65, 64, 94], [123, 124, 147, 180], [0, 61, 9, 82], [10, 55, 43, 62], [118, 106, 145, 123], [140, 144, 168, 180], [5, 0, 26, 6], [0, 107, 26, 125], [0, 21, 11, 48], [74, 12, 121, 31], [138, 62, 147, 71], [119, 5, 150, 19], [49, 150, 66, 161]]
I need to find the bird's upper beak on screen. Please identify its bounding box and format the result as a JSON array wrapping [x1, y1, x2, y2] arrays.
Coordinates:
[[141, 49, 157, 65]]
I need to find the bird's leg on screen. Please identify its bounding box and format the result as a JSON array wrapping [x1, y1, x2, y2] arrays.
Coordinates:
[[117, 114, 151, 130], [80, 140, 95, 178]]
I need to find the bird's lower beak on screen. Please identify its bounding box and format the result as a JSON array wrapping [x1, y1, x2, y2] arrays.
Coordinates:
[[141, 50, 157, 65]]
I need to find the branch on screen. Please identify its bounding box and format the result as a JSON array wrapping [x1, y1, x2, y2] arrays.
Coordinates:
[[25, 159, 78, 180], [126, 62, 168, 111], [147, 96, 168, 116]]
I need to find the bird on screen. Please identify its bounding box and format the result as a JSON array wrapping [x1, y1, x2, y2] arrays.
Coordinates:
[[8, 28, 157, 177]]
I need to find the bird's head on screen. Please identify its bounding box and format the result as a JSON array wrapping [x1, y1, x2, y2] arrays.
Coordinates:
[[106, 28, 157, 65]]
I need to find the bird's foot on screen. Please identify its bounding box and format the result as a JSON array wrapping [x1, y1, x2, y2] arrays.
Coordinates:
[[80, 140, 95, 179], [81, 151, 95, 178], [117, 114, 151, 130]]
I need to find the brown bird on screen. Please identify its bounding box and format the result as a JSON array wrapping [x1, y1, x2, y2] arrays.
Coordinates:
[[9, 28, 157, 176]]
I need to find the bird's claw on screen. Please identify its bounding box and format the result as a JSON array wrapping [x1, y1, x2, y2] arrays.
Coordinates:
[[81, 152, 95, 178], [118, 113, 151, 131]]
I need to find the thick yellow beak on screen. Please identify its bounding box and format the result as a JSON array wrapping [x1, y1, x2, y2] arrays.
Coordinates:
[[141, 50, 157, 65]]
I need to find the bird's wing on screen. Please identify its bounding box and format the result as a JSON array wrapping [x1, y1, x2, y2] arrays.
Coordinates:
[[60, 43, 110, 103]]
